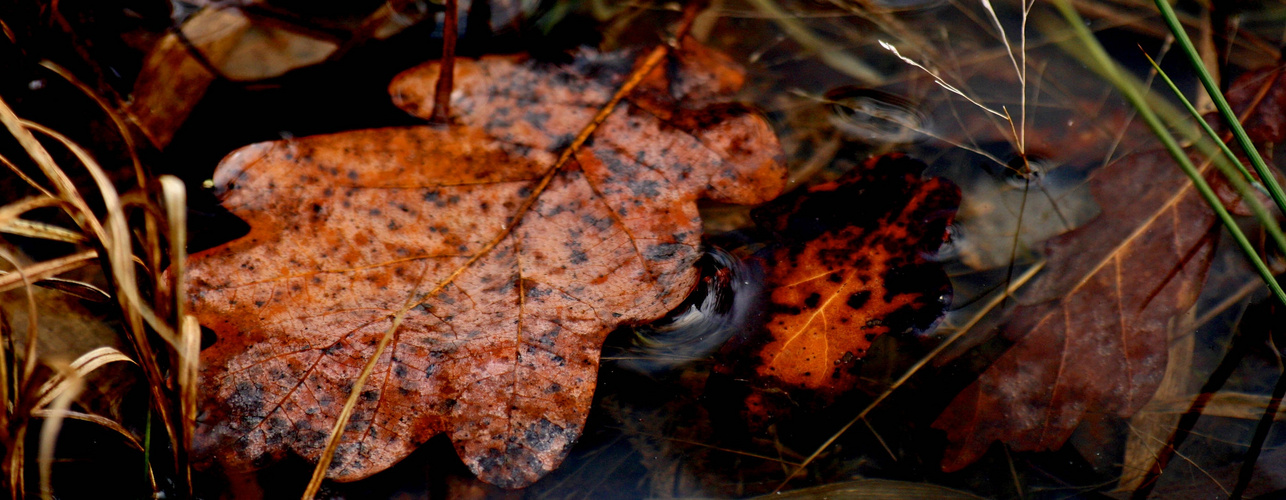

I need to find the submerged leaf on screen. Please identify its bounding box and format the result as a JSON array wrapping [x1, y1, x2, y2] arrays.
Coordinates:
[[749, 154, 957, 393], [933, 148, 1220, 471], [715, 154, 957, 421], [187, 41, 785, 487]]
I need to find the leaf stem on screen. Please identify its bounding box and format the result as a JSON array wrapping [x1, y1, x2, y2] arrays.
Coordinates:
[[430, 0, 459, 123]]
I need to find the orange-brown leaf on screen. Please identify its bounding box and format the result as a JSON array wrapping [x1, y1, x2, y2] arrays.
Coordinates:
[[725, 154, 957, 399], [187, 42, 785, 488]]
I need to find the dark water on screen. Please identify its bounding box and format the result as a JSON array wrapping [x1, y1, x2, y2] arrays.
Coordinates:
[[3, 0, 1286, 498]]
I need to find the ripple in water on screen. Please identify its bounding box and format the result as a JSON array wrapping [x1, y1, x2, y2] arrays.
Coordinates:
[[825, 86, 929, 145], [613, 248, 763, 375]]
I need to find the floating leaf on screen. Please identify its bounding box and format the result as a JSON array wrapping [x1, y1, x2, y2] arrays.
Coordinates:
[[748, 154, 958, 393], [714, 154, 956, 426], [187, 41, 785, 487]]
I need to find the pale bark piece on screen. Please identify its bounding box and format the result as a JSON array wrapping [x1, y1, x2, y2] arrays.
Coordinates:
[[128, 8, 248, 148], [932, 149, 1218, 471], [128, 7, 338, 148], [187, 43, 785, 488]]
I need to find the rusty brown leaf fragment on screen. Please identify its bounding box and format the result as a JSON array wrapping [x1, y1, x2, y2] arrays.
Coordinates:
[[186, 40, 785, 488], [749, 154, 958, 394], [713, 154, 958, 430]]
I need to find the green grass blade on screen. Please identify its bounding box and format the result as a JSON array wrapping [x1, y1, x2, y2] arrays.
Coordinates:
[[1043, 4, 1286, 254], [1153, 0, 1286, 216], [1051, 0, 1286, 307], [1139, 51, 1261, 190]]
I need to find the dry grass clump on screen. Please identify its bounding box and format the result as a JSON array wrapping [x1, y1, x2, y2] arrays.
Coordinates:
[[0, 75, 194, 498]]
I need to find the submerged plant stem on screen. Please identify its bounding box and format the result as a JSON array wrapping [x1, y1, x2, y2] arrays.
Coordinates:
[[1231, 343, 1286, 499], [745, 0, 882, 83]]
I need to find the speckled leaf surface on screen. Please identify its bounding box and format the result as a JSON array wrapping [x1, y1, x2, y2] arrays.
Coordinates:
[[749, 154, 958, 393], [713, 154, 957, 426], [187, 41, 785, 488]]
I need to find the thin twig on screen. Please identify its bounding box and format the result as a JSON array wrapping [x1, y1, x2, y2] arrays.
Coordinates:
[[1231, 320, 1286, 499]]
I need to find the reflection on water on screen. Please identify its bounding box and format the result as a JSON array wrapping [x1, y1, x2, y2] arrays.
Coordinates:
[[926, 144, 1097, 270], [825, 86, 929, 145], [609, 248, 764, 375]]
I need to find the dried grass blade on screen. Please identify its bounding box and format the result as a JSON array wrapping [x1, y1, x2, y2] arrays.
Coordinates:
[[878, 40, 1007, 119], [0, 99, 189, 493], [0, 152, 53, 198], [20, 121, 177, 346], [0, 247, 46, 385], [981, 0, 1022, 80], [31, 278, 111, 303], [29, 409, 144, 451], [1142, 391, 1286, 420], [29, 407, 155, 490], [33, 347, 135, 410], [0, 250, 97, 294], [178, 315, 199, 490], [0, 197, 66, 227], [37, 60, 145, 187], [36, 364, 81, 500], [0, 306, 10, 432], [0, 98, 104, 242], [161, 175, 188, 331], [0, 219, 86, 244]]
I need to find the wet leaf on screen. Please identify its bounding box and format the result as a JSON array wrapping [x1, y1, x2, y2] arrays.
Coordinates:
[[127, 1, 455, 148], [722, 154, 957, 401], [1227, 67, 1286, 145], [932, 148, 1222, 471], [186, 41, 785, 488], [127, 8, 242, 148], [751, 154, 957, 392], [0, 260, 136, 422]]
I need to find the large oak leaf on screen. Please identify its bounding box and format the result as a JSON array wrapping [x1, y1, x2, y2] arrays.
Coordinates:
[[187, 42, 785, 488], [932, 149, 1219, 471]]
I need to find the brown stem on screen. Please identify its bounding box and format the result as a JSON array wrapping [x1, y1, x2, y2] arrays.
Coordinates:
[[430, 0, 459, 124]]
